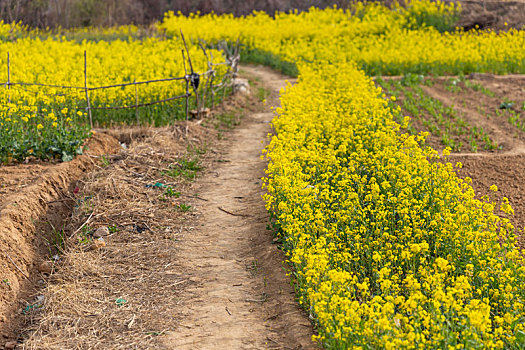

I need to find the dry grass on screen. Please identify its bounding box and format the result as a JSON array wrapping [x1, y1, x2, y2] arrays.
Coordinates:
[[22, 122, 213, 349], [18, 74, 264, 349]]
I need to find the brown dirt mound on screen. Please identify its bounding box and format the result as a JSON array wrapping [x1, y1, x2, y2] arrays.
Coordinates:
[[0, 132, 121, 346], [457, 0, 525, 31], [448, 153, 525, 248]]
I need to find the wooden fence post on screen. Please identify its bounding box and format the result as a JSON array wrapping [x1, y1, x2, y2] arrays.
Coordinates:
[[134, 79, 139, 124], [84, 50, 93, 129], [182, 49, 189, 122], [7, 52, 11, 105], [180, 30, 201, 118], [210, 52, 216, 108]]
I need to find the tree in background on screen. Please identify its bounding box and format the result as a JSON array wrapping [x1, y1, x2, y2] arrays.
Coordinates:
[[0, 0, 347, 28]]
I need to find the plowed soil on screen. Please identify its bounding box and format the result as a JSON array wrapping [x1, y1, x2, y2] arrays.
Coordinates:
[[385, 73, 525, 247], [432, 75, 525, 150], [449, 154, 525, 247], [422, 76, 525, 243]]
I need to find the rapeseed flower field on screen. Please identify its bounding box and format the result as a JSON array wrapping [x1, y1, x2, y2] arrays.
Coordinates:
[[264, 62, 525, 348], [161, 1, 525, 76], [2, 0, 525, 347], [163, 1, 525, 348], [0, 29, 226, 162]]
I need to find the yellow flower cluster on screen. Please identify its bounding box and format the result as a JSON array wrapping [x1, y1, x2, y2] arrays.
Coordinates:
[[0, 21, 26, 40], [162, 1, 525, 348], [0, 37, 219, 110], [264, 61, 525, 348], [0, 33, 226, 162], [161, 1, 524, 76]]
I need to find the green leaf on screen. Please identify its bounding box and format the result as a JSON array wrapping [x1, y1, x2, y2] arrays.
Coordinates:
[[61, 152, 74, 162]]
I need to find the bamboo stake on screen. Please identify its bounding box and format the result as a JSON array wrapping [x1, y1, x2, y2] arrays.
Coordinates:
[[134, 79, 139, 124], [88, 76, 185, 91], [180, 30, 201, 117], [180, 30, 194, 73], [7, 52, 10, 105], [199, 42, 211, 112], [210, 51, 216, 108], [182, 49, 189, 123], [222, 71, 228, 101], [84, 51, 93, 128], [8, 82, 83, 89], [90, 93, 189, 110], [6, 76, 184, 91]]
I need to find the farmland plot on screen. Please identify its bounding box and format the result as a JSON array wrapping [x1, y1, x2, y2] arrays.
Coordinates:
[[1, 1, 525, 349]]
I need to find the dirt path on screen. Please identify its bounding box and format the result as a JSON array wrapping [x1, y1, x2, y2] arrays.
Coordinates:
[[162, 66, 314, 349], [13, 66, 314, 349]]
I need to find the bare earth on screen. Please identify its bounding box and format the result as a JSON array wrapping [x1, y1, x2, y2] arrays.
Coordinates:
[[9, 65, 314, 349], [162, 66, 314, 349], [422, 76, 525, 245], [384, 74, 525, 248], [0, 133, 121, 346]]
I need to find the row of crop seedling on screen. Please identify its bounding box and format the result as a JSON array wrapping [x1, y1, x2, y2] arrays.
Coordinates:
[[443, 75, 525, 137], [377, 74, 500, 153]]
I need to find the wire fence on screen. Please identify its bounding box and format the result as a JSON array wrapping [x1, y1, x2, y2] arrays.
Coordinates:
[[1, 35, 241, 128]]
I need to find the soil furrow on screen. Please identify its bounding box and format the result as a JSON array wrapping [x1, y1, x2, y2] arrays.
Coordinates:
[[449, 153, 525, 248], [0, 133, 121, 345]]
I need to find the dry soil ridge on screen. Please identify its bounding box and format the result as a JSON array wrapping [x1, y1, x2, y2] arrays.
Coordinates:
[[0, 133, 121, 342]]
